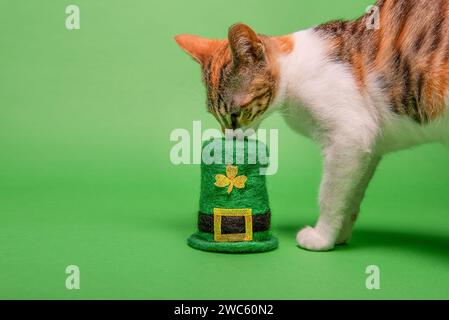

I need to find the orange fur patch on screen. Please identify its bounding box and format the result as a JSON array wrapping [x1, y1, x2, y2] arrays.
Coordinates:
[[175, 34, 224, 65], [273, 35, 294, 54], [316, 0, 449, 123]]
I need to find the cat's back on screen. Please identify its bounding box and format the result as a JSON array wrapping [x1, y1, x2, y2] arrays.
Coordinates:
[[315, 0, 449, 125]]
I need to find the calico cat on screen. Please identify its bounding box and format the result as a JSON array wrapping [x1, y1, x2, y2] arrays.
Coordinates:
[[175, 0, 449, 251]]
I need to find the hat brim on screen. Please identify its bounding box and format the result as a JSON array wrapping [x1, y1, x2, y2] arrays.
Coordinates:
[[187, 232, 278, 253]]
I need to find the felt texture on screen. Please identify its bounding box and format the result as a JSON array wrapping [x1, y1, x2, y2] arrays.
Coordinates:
[[198, 211, 271, 233], [199, 138, 270, 214], [189, 137, 278, 253], [188, 232, 278, 253]]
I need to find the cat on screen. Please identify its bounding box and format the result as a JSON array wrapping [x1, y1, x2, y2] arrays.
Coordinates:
[[174, 0, 449, 251]]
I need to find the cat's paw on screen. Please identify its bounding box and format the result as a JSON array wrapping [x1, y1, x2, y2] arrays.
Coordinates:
[[296, 226, 335, 251]]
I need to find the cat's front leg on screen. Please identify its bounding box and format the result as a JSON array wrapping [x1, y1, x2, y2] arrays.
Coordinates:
[[336, 156, 381, 244], [297, 143, 375, 251]]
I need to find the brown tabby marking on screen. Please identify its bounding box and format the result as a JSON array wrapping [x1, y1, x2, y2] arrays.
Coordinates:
[[315, 0, 449, 124], [201, 32, 292, 129], [175, 26, 293, 129], [202, 40, 230, 124], [175, 24, 294, 129]]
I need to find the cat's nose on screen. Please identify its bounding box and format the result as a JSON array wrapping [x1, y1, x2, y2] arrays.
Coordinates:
[[230, 111, 241, 129]]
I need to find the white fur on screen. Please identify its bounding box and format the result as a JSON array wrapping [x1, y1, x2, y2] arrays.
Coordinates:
[[272, 30, 449, 251]]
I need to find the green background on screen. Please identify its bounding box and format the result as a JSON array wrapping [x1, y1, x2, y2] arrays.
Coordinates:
[[1, 0, 448, 299]]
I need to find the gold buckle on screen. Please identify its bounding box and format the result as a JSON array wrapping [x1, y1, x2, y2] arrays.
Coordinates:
[[213, 208, 253, 242]]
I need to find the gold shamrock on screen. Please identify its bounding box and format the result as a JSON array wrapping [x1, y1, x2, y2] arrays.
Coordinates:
[[214, 164, 248, 194]]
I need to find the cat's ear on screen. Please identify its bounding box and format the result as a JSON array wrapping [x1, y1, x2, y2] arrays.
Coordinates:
[[175, 34, 222, 65], [228, 23, 265, 66]]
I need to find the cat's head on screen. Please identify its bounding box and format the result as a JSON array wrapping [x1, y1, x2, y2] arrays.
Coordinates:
[[175, 23, 290, 131]]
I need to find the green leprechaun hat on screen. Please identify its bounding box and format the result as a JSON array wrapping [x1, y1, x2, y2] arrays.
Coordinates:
[[187, 137, 278, 253]]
